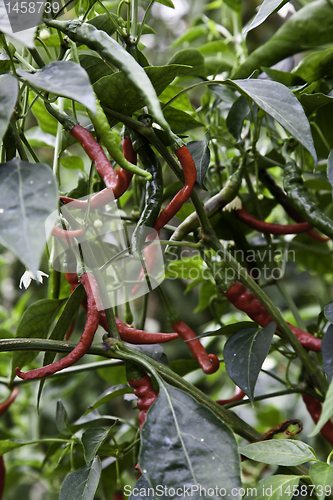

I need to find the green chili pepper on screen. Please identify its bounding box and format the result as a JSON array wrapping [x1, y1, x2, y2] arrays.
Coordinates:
[[131, 138, 163, 258], [87, 96, 151, 180], [283, 160, 333, 240], [233, 0, 333, 79], [44, 19, 171, 134]]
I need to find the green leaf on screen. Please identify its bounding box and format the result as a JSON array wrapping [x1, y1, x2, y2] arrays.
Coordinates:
[[0, 158, 58, 274], [233, 0, 333, 79], [223, 0, 242, 12], [11, 298, 64, 380], [25, 127, 56, 148], [129, 475, 156, 500], [226, 95, 251, 141], [324, 302, 333, 323], [83, 385, 133, 416], [82, 427, 110, 465], [244, 0, 289, 35], [322, 325, 333, 383], [44, 21, 170, 132], [88, 13, 118, 36], [260, 67, 305, 87], [0, 74, 18, 144], [0, 439, 39, 454], [228, 79, 317, 164], [239, 440, 317, 466], [199, 40, 235, 75], [156, 0, 174, 7], [292, 49, 333, 84], [0, 51, 11, 75], [310, 462, 333, 500], [243, 475, 300, 500], [309, 378, 333, 437], [300, 93, 333, 116], [327, 150, 333, 198], [60, 456, 101, 500], [29, 94, 58, 135], [56, 400, 72, 436], [194, 280, 217, 313], [37, 284, 86, 407], [60, 155, 84, 171], [168, 48, 205, 76], [17, 61, 96, 114], [224, 323, 275, 404], [140, 382, 242, 498], [187, 140, 210, 189], [172, 25, 208, 47], [79, 54, 114, 85], [94, 65, 181, 127], [163, 107, 202, 134]]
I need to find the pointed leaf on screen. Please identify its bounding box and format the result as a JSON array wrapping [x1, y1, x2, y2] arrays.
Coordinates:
[[243, 475, 300, 500], [94, 65, 181, 127], [310, 462, 333, 500], [228, 79, 317, 163], [0, 158, 58, 274], [82, 427, 109, 465], [44, 21, 170, 132], [224, 323, 275, 404], [140, 382, 242, 499], [322, 325, 333, 382], [83, 385, 133, 416], [12, 298, 64, 380], [239, 440, 317, 466], [324, 302, 333, 323], [60, 456, 101, 500], [244, 0, 289, 35], [17, 61, 96, 114], [129, 475, 156, 500], [226, 95, 251, 140], [0, 74, 18, 143], [309, 378, 333, 437], [187, 140, 210, 189], [37, 284, 86, 407], [56, 400, 72, 436], [223, 0, 242, 12]]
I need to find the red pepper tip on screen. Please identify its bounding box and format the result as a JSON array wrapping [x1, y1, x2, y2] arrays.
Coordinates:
[[202, 354, 220, 375]]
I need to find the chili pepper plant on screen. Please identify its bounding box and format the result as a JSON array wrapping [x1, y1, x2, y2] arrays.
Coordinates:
[[1, 0, 333, 499]]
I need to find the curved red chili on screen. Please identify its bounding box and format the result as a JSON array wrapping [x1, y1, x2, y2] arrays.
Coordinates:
[[224, 281, 321, 352], [172, 320, 220, 374], [154, 145, 197, 231], [51, 226, 83, 241], [15, 273, 100, 380], [302, 394, 333, 446], [64, 273, 178, 344], [0, 387, 19, 416], [235, 207, 312, 235], [60, 135, 134, 210], [128, 374, 158, 428], [217, 386, 246, 406]]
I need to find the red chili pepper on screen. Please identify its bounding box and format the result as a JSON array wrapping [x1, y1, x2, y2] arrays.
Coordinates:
[[0, 387, 19, 417], [64, 274, 178, 344], [15, 273, 100, 380], [302, 394, 333, 446], [60, 134, 134, 210], [128, 374, 158, 428], [154, 145, 197, 231], [0, 387, 19, 499], [217, 386, 246, 406], [51, 226, 83, 241], [235, 206, 313, 235], [224, 281, 322, 352], [172, 320, 220, 374]]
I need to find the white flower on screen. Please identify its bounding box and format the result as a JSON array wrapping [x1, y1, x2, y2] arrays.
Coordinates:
[[223, 196, 242, 212], [19, 270, 49, 289]]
